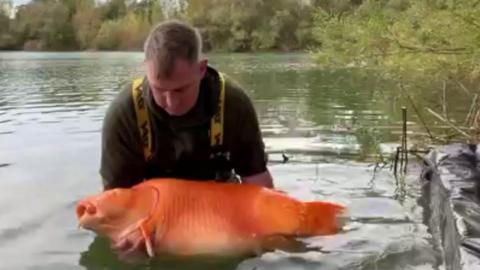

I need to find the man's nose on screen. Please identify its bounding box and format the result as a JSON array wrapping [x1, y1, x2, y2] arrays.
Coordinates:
[[164, 92, 179, 108]]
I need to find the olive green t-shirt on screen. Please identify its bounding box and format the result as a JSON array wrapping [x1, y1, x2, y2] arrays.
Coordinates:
[[99, 66, 267, 189]]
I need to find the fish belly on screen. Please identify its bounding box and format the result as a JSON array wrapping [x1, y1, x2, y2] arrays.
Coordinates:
[[157, 208, 258, 256]]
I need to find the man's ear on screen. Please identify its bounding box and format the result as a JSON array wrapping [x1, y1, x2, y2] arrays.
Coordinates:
[[198, 59, 208, 78]]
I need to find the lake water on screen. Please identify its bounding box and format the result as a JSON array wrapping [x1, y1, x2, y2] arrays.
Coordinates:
[[0, 52, 454, 269]]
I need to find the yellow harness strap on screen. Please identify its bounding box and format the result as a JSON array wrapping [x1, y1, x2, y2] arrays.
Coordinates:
[[131, 72, 226, 161], [210, 72, 226, 148], [131, 77, 153, 161]]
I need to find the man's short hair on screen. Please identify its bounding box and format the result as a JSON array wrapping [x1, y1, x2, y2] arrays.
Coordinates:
[[144, 20, 202, 78]]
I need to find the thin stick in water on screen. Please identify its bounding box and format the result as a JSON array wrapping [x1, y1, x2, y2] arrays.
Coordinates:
[[394, 146, 400, 180], [402, 107, 408, 174], [442, 80, 447, 119], [398, 82, 435, 141], [465, 94, 478, 126], [455, 79, 471, 95], [399, 142, 404, 177], [426, 108, 471, 139]]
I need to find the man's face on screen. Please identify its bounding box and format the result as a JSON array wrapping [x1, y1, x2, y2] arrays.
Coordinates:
[[145, 58, 207, 116]]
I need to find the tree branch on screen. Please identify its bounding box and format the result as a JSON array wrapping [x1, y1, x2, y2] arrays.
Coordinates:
[[386, 28, 472, 55]]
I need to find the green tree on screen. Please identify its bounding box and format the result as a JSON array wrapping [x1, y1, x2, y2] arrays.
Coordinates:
[[312, 0, 480, 81], [93, 11, 150, 50], [0, 0, 15, 49], [11, 0, 76, 50], [117, 11, 151, 50], [93, 20, 122, 50], [1, 0, 376, 52], [131, 0, 164, 25], [311, 0, 480, 143], [181, 0, 320, 52], [150, 0, 165, 24], [72, 0, 102, 49], [100, 0, 127, 21]]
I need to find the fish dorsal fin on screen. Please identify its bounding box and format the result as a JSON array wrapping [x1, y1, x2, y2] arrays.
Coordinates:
[[273, 188, 287, 194]]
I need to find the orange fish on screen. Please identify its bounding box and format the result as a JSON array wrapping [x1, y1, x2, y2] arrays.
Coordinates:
[[76, 178, 346, 258]]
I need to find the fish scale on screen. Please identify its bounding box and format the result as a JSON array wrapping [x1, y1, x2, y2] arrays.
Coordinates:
[[166, 187, 236, 254], [76, 178, 346, 257]]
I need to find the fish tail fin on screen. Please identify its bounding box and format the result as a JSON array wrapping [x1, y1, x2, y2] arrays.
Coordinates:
[[299, 201, 347, 235]]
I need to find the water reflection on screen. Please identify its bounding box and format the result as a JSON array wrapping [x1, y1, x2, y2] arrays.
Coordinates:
[[1, 52, 470, 152], [79, 236, 249, 270], [0, 52, 448, 269]]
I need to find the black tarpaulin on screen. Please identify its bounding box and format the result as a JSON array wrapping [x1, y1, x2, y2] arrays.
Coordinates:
[[421, 143, 480, 270]]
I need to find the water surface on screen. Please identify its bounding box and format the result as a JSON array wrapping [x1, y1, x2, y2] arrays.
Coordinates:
[[0, 52, 452, 269]]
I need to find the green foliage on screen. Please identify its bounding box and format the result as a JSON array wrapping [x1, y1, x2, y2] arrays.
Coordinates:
[[92, 19, 122, 50], [312, 0, 480, 83], [312, 0, 480, 144], [1, 0, 159, 51], [182, 0, 320, 52], [11, 0, 75, 50], [94, 9, 150, 50], [117, 11, 151, 50], [0, 0, 12, 16], [0, 1, 15, 49], [100, 0, 127, 21], [73, 0, 102, 49], [2, 0, 477, 64], [0, 0, 323, 52], [355, 126, 384, 161]]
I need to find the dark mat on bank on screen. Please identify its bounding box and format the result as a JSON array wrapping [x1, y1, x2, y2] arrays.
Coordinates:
[[421, 143, 480, 270]]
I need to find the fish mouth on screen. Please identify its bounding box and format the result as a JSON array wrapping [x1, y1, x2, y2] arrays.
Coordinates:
[[76, 204, 87, 219], [76, 202, 96, 218], [76, 203, 115, 234], [76, 201, 101, 230]]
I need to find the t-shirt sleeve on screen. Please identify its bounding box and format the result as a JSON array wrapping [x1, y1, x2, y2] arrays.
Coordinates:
[[99, 85, 146, 190], [229, 87, 268, 177]]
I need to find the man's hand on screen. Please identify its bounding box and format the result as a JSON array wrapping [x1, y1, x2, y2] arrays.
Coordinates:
[[110, 237, 150, 264], [241, 169, 274, 188]]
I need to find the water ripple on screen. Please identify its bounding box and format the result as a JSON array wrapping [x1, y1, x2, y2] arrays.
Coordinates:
[[0, 52, 441, 270]]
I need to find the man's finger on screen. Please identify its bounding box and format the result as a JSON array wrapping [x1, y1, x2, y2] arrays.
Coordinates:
[[118, 238, 148, 263], [111, 238, 133, 253], [125, 237, 145, 253]]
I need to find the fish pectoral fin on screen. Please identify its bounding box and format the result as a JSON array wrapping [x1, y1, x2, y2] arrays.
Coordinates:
[[135, 215, 158, 258], [117, 217, 156, 258], [139, 222, 155, 258], [257, 234, 310, 254]]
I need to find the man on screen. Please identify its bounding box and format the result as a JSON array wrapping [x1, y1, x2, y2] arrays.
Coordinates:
[[98, 20, 274, 261]]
